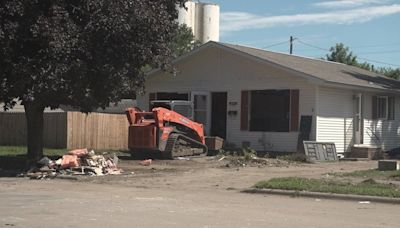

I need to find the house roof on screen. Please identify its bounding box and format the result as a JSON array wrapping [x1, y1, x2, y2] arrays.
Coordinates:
[[218, 42, 400, 92], [159, 41, 400, 92]]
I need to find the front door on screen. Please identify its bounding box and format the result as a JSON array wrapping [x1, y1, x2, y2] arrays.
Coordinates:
[[211, 92, 227, 139], [191, 92, 211, 135], [354, 93, 363, 144]]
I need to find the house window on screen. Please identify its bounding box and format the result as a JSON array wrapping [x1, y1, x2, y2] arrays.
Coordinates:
[[373, 96, 395, 120], [249, 90, 290, 132]]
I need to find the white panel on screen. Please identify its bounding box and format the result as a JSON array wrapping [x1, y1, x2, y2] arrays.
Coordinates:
[[363, 93, 400, 151], [138, 47, 317, 152], [317, 87, 354, 154]]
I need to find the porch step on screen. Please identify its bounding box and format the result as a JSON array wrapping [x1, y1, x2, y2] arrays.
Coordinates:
[[346, 145, 382, 160]]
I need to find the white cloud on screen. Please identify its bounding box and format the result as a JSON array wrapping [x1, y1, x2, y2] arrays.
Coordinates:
[[313, 0, 388, 9], [221, 4, 400, 32]]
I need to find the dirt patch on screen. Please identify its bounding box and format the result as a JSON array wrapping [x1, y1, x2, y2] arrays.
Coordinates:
[[57, 157, 376, 191]]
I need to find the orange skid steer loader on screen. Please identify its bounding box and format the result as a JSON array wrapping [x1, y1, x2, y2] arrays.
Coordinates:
[[126, 101, 208, 159]]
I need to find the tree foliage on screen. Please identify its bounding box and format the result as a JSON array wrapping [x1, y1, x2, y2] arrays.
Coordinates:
[[326, 43, 400, 80], [0, 0, 187, 161], [170, 24, 201, 58], [326, 43, 358, 66]]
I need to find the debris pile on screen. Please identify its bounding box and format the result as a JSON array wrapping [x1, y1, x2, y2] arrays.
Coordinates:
[[24, 148, 123, 179]]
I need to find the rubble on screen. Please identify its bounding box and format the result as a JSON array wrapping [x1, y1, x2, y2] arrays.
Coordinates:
[[22, 148, 123, 179], [139, 159, 152, 166]]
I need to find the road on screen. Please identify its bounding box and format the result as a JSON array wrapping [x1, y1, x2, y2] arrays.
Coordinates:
[[0, 158, 399, 227]]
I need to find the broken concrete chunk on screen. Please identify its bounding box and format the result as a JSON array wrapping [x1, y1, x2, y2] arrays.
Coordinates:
[[61, 155, 80, 169], [68, 148, 89, 157], [139, 159, 152, 166]]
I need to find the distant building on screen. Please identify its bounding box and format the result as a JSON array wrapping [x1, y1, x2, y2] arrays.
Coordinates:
[[177, 1, 220, 43]]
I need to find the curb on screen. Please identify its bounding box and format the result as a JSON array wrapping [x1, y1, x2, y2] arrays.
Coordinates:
[[242, 188, 400, 204]]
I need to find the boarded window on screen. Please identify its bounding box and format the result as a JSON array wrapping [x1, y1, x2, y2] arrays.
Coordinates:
[[249, 90, 290, 132], [240, 91, 249, 131], [290, 90, 300, 132], [372, 96, 395, 120], [388, 96, 395, 120]]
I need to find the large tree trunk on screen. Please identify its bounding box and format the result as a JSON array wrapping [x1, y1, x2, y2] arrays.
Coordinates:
[[24, 102, 45, 164]]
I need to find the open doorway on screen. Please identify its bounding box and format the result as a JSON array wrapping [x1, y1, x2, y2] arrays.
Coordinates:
[[211, 92, 227, 139]]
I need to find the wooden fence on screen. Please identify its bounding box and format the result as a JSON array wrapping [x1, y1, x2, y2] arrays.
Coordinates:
[[0, 112, 67, 148], [0, 112, 128, 150], [67, 112, 128, 150]]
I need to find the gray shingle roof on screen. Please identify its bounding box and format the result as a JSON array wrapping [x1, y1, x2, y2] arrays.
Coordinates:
[[218, 42, 400, 92]]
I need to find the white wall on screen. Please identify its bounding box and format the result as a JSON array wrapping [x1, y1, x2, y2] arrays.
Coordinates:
[[138, 46, 317, 152], [363, 93, 400, 151], [316, 86, 354, 154]]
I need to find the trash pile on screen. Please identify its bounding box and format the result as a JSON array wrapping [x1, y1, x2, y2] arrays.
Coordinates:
[[24, 148, 123, 179]]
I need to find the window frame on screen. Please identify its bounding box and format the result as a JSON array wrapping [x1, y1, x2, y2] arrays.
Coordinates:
[[376, 96, 388, 120], [374, 96, 395, 120], [248, 89, 291, 132]]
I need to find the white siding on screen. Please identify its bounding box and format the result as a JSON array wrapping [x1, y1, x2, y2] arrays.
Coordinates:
[[138, 47, 317, 152], [363, 93, 400, 151], [317, 86, 354, 154]]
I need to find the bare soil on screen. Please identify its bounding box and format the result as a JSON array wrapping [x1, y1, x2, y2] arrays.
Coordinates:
[[1, 157, 399, 228]]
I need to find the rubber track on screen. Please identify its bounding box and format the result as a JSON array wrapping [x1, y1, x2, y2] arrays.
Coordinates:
[[163, 134, 208, 159]]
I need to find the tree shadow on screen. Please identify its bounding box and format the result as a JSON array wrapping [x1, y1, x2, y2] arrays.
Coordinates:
[[343, 70, 400, 90]]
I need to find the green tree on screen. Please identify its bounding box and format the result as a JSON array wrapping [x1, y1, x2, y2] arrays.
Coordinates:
[[378, 67, 400, 80], [326, 43, 358, 66], [0, 0, 187, 162], [170, 24, 201, 58], [326, 43, 400, 80]]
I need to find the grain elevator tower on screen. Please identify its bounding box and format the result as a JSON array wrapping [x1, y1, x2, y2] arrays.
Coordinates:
[[177, 1, 220, 43]]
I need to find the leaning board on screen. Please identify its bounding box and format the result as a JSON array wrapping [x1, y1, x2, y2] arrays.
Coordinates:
[[303, 141, 338, 161]]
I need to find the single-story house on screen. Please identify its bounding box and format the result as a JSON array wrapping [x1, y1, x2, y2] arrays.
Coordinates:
[[136, 41, 400, 155]]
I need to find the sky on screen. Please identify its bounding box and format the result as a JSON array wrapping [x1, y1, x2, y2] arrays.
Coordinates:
[[210, 0, 400, 68]]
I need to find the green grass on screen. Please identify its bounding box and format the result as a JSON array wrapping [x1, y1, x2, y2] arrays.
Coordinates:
[[0, 146, 66, 157], [254, 177, 400, 198], [334, 169, 400, 180]]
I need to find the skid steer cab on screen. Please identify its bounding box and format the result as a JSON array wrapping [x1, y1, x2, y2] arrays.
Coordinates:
[[150, 100, 194, 120], [126, 100, 208, 159]]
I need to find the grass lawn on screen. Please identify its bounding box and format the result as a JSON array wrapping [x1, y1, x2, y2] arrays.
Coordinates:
[[333, 169, 400, 180], [254, 177, 400, 198]]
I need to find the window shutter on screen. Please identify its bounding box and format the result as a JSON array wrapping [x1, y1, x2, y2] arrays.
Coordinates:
[[372, 96, 377, 120], [241, 91, 249, 131], [388, 96, 395, 120], [149, 93, 156, 110], [290, 90, 300, 132]]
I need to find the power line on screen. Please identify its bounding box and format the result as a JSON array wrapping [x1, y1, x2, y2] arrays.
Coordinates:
[[296, 39, 330, 51], [357, 57, 400, 68], [261, 40, 288, 49], [351, 42, 400, 49], [358, 50, 400, 55], [295, 38, 400, 68]]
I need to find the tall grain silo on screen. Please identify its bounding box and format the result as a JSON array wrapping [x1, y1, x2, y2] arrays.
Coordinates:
[[201, 3, 219, 43], [177, 1, 196, 29], [177, 1, 220, 43]]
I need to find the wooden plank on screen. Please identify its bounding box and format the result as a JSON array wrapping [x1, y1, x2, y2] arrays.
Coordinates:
[[65, 112, 128, 150]]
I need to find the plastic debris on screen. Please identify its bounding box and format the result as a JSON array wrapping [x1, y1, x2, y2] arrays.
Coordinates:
[[358, 201, 371, 204]]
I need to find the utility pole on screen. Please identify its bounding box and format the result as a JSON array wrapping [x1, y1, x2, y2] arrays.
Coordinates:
[[290, 36, 294, 54]]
